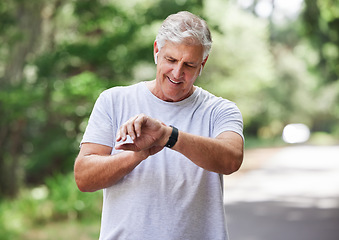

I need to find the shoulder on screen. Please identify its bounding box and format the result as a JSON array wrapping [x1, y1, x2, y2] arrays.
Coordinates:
[[196, 88, 244, 138], [197, 86, 238, 109], [196, 87, 243, 127]]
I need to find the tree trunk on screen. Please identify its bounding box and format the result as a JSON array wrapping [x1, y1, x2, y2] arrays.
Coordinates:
[[0, 0, 44, 198]]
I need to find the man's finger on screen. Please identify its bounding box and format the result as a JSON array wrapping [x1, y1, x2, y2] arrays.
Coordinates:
[[116, 131, 121, 142], [134, 114, 147, 138], [119, 124, 128, 141], [127, 121, 137, 140]]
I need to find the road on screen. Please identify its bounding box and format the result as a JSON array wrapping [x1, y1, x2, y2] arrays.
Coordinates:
[[223, 145, 339, 240]]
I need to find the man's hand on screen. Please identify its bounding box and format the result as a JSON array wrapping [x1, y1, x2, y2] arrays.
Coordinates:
[[115, 114, 171, 156]]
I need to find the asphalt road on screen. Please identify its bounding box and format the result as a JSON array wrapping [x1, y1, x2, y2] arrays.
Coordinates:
[[223, 145, 339, 240]]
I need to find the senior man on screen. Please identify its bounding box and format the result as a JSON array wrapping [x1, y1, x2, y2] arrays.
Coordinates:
[[75, 11, 244, 240]]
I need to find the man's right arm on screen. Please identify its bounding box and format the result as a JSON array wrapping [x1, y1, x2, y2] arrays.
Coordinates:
[[74, 143, 147, 192]]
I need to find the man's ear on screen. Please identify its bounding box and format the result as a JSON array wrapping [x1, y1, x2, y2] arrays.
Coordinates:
[[202, 55, 209, 67], [199, 55, 209, 76], [154, 41, 159, 65]]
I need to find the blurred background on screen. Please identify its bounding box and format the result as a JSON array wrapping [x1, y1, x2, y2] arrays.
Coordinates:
[[0, 0, 338, 239]]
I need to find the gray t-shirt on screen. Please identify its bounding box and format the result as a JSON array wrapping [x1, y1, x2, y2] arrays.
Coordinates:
[[81, 82, 243, 240]]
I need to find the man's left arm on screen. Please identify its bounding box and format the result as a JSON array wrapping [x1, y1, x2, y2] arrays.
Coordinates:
[[171, 130, 244, 175]]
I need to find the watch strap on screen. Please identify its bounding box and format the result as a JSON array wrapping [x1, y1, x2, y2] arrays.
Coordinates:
[[165, 125, 178, 148]]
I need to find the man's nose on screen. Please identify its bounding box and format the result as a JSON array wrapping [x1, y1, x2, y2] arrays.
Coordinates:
[[172, 64, 184, 79]]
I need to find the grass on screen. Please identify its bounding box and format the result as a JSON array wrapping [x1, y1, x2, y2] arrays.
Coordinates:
[[21, 219, 100, 240], [244, 136, 287, 149], [245, 132, 339, 149], [0, 173, 102, 240]]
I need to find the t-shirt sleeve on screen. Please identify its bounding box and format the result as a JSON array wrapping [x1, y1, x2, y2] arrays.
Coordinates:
[[213, 101, 244, 140], [81, 91, 115, 148]]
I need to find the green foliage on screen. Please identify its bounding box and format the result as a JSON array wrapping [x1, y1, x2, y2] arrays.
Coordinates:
[[300, 0, 339, 135], [22, 68, 110, 182], [225, 0, 339, 139], [303, 0, 339, 84], [309, 131, 339, 146], [199, 0, 275, 134], [45, 173, 102, 220], [0, 173, 102, 239]]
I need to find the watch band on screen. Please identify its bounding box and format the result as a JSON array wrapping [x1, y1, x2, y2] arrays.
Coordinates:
[[165, 125, 178, 148]]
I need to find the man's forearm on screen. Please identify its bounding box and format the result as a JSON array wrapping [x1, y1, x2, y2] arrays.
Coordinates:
[[74, 150, 144, 192], [172, 131, 244, 175]]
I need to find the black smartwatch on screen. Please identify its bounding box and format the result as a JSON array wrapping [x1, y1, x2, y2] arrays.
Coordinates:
[[165, 125, 178, 148]]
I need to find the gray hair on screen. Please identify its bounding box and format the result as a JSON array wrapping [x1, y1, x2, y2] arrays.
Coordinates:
[[156, 11, 212, 60]]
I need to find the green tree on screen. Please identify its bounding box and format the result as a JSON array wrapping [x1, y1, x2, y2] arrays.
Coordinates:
[[230, 0, 339, 138], [0, 0, 204, 198], [301, 0, 339, 133], [0, 0, 46, 198], [198, 0, 276, 137]]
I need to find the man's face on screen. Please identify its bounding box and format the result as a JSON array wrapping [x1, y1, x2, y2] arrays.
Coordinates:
[[153, 41, 206, 102]]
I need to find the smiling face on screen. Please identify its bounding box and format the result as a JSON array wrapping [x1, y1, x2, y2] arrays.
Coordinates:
[[151, 40, 208, 102]]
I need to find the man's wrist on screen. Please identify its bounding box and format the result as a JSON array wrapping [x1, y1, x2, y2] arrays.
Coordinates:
[[159, 125, 173, 147], [131, 150, 149, 162], [164, 125, 179, 148]]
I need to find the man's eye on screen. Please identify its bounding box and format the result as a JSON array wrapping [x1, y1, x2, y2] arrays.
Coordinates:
[[167, 58, 176, 62], [186, 64, 196, 68]]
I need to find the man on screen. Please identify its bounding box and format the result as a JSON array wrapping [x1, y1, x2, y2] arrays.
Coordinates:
[[74, 11, 244, 240]]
